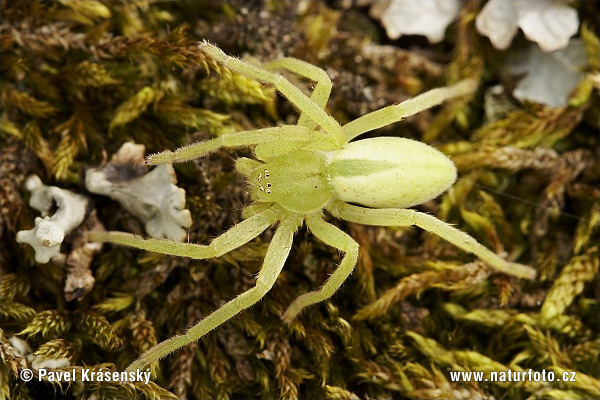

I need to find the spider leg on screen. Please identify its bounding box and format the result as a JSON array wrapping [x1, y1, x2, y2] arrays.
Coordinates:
[[199, 41, 345, 149], [282, 214, 359, 323], [146, 126, 310, 165], [125, 215, 302, 372], [342, 80, 477, 142], [330, 201, 536, 280], [264, 58, 332, 129], [87, 208, 279, 259]]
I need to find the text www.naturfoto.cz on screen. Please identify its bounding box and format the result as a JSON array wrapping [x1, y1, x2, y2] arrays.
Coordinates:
[[449, 369, 577, 383]]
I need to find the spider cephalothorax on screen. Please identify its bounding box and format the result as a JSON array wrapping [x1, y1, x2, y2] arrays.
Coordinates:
[[242, 150, 333, 213], [89, 41, 536, 373]]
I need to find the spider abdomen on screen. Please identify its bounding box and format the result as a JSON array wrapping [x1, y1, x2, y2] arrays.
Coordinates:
[[327, 137, 457, 208]]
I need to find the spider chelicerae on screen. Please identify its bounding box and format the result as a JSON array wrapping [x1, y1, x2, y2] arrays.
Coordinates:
[[90, 41, 536, 372]]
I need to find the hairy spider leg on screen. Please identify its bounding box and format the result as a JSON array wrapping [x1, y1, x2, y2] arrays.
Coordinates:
[[282, 214, 359, 323], [342, 80, 477, 142], [145, 126, 311, 165], [264, 58, 332, 130], [199, 41, 345, 150], [87, 208, 279, 259], [330, 201, 536, 280], [125, 215, 302, 372]]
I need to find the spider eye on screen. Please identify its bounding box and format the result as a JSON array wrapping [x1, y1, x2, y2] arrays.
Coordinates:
[[266, 183, 271, 188], [264, 169, 270, 179]]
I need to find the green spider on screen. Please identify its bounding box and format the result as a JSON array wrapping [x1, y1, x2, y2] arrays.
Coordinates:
[[89, 41, 536, 373]]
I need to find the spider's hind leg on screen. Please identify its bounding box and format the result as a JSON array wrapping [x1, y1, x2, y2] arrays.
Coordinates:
[[330, 201, 537, 280]]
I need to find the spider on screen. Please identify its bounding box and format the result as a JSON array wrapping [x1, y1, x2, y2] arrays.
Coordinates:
[[89, 41, 536, 373]]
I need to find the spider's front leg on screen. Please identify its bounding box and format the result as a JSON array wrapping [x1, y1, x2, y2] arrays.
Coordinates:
[[146, 126, 310, 165], [199, 41, 345, 150], [125, 215, 302, 372], [264, 57, 332, 130], [330, 201, 537, 280], [282, 214, 359, 323]]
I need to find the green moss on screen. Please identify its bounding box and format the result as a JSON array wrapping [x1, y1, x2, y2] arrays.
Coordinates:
[[1, 1, 598, 399]]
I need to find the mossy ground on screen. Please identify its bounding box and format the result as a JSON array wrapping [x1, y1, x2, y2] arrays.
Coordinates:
[[1, 1, 598, 399]]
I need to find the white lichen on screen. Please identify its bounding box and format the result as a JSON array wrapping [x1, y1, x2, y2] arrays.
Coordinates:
[[370, 0, 461, 43], [85, 142, 192, 241], [8, 336, 71, 371], [507, 39, 587, 107], [16, 175, 90, 263], [476, 0, 579, 52], [8, 336, 32, 356], [30, 355, 71, 370]]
